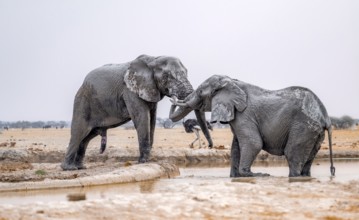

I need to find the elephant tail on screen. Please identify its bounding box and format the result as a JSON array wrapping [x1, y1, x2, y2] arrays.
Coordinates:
[[327, 126, 335, 176]]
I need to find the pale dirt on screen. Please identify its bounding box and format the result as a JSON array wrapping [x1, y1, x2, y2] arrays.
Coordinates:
[[0, 127, 359, 219]]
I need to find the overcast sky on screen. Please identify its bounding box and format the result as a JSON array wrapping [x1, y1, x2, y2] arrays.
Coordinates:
[[0, 0, 358, 121]]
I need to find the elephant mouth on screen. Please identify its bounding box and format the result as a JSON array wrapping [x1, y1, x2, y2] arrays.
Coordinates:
[[168, 89, 193, 100], [178, 87, 194, 100], [166, 89, 178, 99]]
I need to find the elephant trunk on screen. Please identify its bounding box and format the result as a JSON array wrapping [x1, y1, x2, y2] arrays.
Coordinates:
[[169, 88, 213, 148], [169, 91, 201, 122], [168, 81, 194, 121], [169, 105, 193, 122]]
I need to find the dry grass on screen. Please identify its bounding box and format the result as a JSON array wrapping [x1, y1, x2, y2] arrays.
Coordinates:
[[0, 126, 358, 152]]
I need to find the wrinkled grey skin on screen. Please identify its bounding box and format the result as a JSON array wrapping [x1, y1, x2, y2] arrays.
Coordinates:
[[170, 75, 335, 177], [61, 55, 212, 170]]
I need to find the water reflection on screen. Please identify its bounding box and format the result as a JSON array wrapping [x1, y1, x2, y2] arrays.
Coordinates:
[[231, 177, 256, 184], [253, 160, 288, 167], [139, 180, 156, 193], [288, 177, 315, 183], [67, 193, 86, 201], [0, 158, 358, 205]]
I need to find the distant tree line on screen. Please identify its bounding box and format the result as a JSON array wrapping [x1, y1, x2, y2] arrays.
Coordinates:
[[156, 118, 182, 129], [0, 121, 69, 129], [2, 116, 356, 130], [330, 116, 358, 129]]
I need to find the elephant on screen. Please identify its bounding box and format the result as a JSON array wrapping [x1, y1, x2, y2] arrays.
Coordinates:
[[61, 55, 213, 170], [169, 75, 335, 177]]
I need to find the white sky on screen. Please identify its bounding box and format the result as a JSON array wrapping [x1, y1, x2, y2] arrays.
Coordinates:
[[0, 0, 358, 121]]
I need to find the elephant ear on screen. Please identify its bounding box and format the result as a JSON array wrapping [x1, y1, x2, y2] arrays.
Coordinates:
[[211, 82, 247, 123], [124, 58, 161, 102]]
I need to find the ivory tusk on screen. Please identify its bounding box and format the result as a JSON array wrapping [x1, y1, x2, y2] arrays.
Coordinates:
[[170, 96, 178, 104], [175, 102, 188, 107], [170, 96, 187, 107]]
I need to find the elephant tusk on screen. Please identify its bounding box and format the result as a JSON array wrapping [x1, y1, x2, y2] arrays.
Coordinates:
[[175, 102, 188, 107], [170, 96, 188, 107], [170, 96, 178, 105]]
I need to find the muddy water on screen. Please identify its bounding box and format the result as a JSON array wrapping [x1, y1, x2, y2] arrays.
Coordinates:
[[1, 159, 358, 205]]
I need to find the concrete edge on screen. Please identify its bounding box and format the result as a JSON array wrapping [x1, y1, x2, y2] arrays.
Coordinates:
[[0, 162, 179, 193]]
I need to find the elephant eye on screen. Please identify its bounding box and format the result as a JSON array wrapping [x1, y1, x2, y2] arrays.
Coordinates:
[[162, 71, 169, 79]]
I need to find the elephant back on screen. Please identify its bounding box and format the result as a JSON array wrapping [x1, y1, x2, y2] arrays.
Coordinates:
[[80, 63, 130, 100], [289, 87, 331, 130]]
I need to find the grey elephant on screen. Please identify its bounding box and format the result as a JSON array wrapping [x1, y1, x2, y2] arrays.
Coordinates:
[[61, 55, 213, 170], [170, 75, 335, 177]]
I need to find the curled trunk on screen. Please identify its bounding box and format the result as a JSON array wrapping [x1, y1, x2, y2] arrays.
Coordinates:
[[169, 105, 193, 122], [169, 91, 213, 148], [169, 91, 200, 122]]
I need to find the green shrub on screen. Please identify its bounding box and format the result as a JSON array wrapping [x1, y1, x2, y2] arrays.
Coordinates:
[[35, 169, 47, 175]]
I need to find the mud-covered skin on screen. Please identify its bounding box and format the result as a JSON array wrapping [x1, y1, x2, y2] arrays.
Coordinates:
[[170, 75, 334, 177], [61, 55, 213, 170]]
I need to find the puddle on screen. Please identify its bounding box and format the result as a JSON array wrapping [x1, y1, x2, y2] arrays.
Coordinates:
[[1, 158, 358, 205], [179, 158, 359, 182]]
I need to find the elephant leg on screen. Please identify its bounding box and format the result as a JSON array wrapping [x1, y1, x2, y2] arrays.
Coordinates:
[[99, 129, 107, 154], [149, 105, 157, 148], [130, 109, 151, 163], [237, 142, 267, 177], [285, 124, 321, 177], [61, 122, 92, 170], [124, 92, 153, 163], [234, 125, 268, 177], [301, 131, 325, 176], [230, 136, 240, 177], [136, 122, 151, 163], [74, 129, 98, 169], [301, 156, 315, 177]]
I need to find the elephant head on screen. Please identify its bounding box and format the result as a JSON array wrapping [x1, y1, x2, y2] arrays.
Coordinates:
[[125, 55, 213, 147], [124, 55, 193, 102], [170, 75, 247, 124]]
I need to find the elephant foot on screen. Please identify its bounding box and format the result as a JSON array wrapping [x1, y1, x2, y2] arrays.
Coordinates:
[[138, 158, 148, 163], [61, 162, 87, 171], [138, 157, 149, 163], [138, 150, 151, 163], [76, 164, 87, 170], [235, 168, 270, 177], [61, 163, 79, 171]]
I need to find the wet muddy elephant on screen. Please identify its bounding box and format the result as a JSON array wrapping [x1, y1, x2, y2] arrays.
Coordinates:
[[61, 55, 213, 170], [170, 75, 335, 177]]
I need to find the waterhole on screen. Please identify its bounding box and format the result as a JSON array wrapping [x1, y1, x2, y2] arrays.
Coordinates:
[[1, 159, 358, 205]]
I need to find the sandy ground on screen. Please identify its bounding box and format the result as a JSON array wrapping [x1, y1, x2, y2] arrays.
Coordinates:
[[1, 177, 359, 220], [1, 126, 358, 153], [0, 127, 359, 219]]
